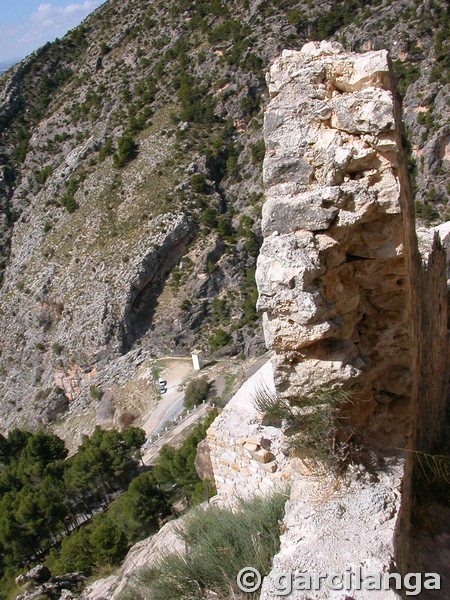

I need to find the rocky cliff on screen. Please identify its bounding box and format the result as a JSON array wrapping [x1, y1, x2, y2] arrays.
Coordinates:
[[0, 0, 448, 442]]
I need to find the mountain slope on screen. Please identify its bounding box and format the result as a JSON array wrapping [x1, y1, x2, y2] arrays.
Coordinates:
[[0, 0, 448, 436]]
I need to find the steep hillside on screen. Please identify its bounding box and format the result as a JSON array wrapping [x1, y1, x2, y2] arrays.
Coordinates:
[[0, 0, 448, 435]]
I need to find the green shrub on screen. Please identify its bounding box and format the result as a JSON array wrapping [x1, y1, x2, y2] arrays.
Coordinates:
[[238, 215, 254, 237], [417, 110, 435, 131], [35, 165, 52, 185], [287, 8, 307, 31], [426, 187, 439, 202], [242, 288, 259, 324], [108, 473, 171, 543], [415, 201, 440, 224], [250, 139, 265, 165], [207, 259, 217, 274], [404, 137, 418, 197], [209, 328, 231, 351], [211, 298, 229, 323], [47, 514, 128, 575], [309, 0, 382, 40], [176, 72, 216, 124], [59, 175, 82, 213], [188, 480, 211, 505], [184, 377, 211, 409], [99, 137, 113, 161], [243, 52, 263, 72], [216, 216, 235, 241], [124, 492, 287, 600], [89, 385, 101, 399], [47, 525, 93, 574], [14, 125, 31, 163], [200, 207, 218, 228], [113, 134, 138, 168], [60, 193, 78, 213], [190, 173, 209, 193], [89, 516, 128, 566], [150, 411, 218, 504], [430, 19, 450, 84], [100, 42, 111, 55], [180, 298, 191, 311], [244, 232, 260, 258], [208, 19, 251, 45], [204, 126, 242, 185], [393, 59, 421, 97], [52, 342, 63, 356], [225, 153, 239, 179], [240, 94, 260, 118]]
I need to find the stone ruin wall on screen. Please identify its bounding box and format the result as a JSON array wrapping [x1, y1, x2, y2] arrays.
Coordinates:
[[206, 361, 292, 499], [206, 41, 448, 593], [254, 40, 448, 577], [256, 41, 448, 458], [411, 233, 448, 454], [397, 225, 448, 574]]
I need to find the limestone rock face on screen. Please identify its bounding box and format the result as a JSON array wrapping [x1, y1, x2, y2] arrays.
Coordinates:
[[0, 211, 194, 431], [15, 570, 85, 600], [260, 463, 404, 600], [15, 564, 51, 586], [256, 42, 414, 450]]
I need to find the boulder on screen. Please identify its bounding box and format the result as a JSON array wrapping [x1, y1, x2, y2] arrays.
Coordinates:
[[194, 439, 215, 482], [15, 564, 51, 586]]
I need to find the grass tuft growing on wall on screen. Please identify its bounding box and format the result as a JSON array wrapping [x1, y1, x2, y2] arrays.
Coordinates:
[[254, 384, 353, 473]]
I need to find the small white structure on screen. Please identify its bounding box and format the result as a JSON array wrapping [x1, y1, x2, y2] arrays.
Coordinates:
[[191, 351, 203, 371]]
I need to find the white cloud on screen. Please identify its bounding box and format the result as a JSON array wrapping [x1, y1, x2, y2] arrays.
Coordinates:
[[0, 1, 105, 62], [31, 2, 102, 28], [31, 4, 55, 27]]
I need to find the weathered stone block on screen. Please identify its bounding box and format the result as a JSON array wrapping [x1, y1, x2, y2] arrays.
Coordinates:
[[260, 461, 278, 473], [244, 435, 264, 445], [251, 448, 275, 463], [331, 88, 394, 135], [243, 442, 259, 452]]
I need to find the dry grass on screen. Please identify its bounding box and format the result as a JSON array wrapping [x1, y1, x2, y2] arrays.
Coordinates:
[[253, 384, 353, 474]]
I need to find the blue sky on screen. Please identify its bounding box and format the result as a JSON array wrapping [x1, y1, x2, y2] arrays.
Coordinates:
[[0, 1, 107, 62]]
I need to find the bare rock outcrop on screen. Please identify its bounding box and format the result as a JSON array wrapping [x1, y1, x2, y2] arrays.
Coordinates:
[[256, 41, 447, 455], [260, 464, 405, 600], [15, 564, 51, 586], [194, 438, 216, 483], [14, 567, 85, 600], [0, 210, 194, 432]]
